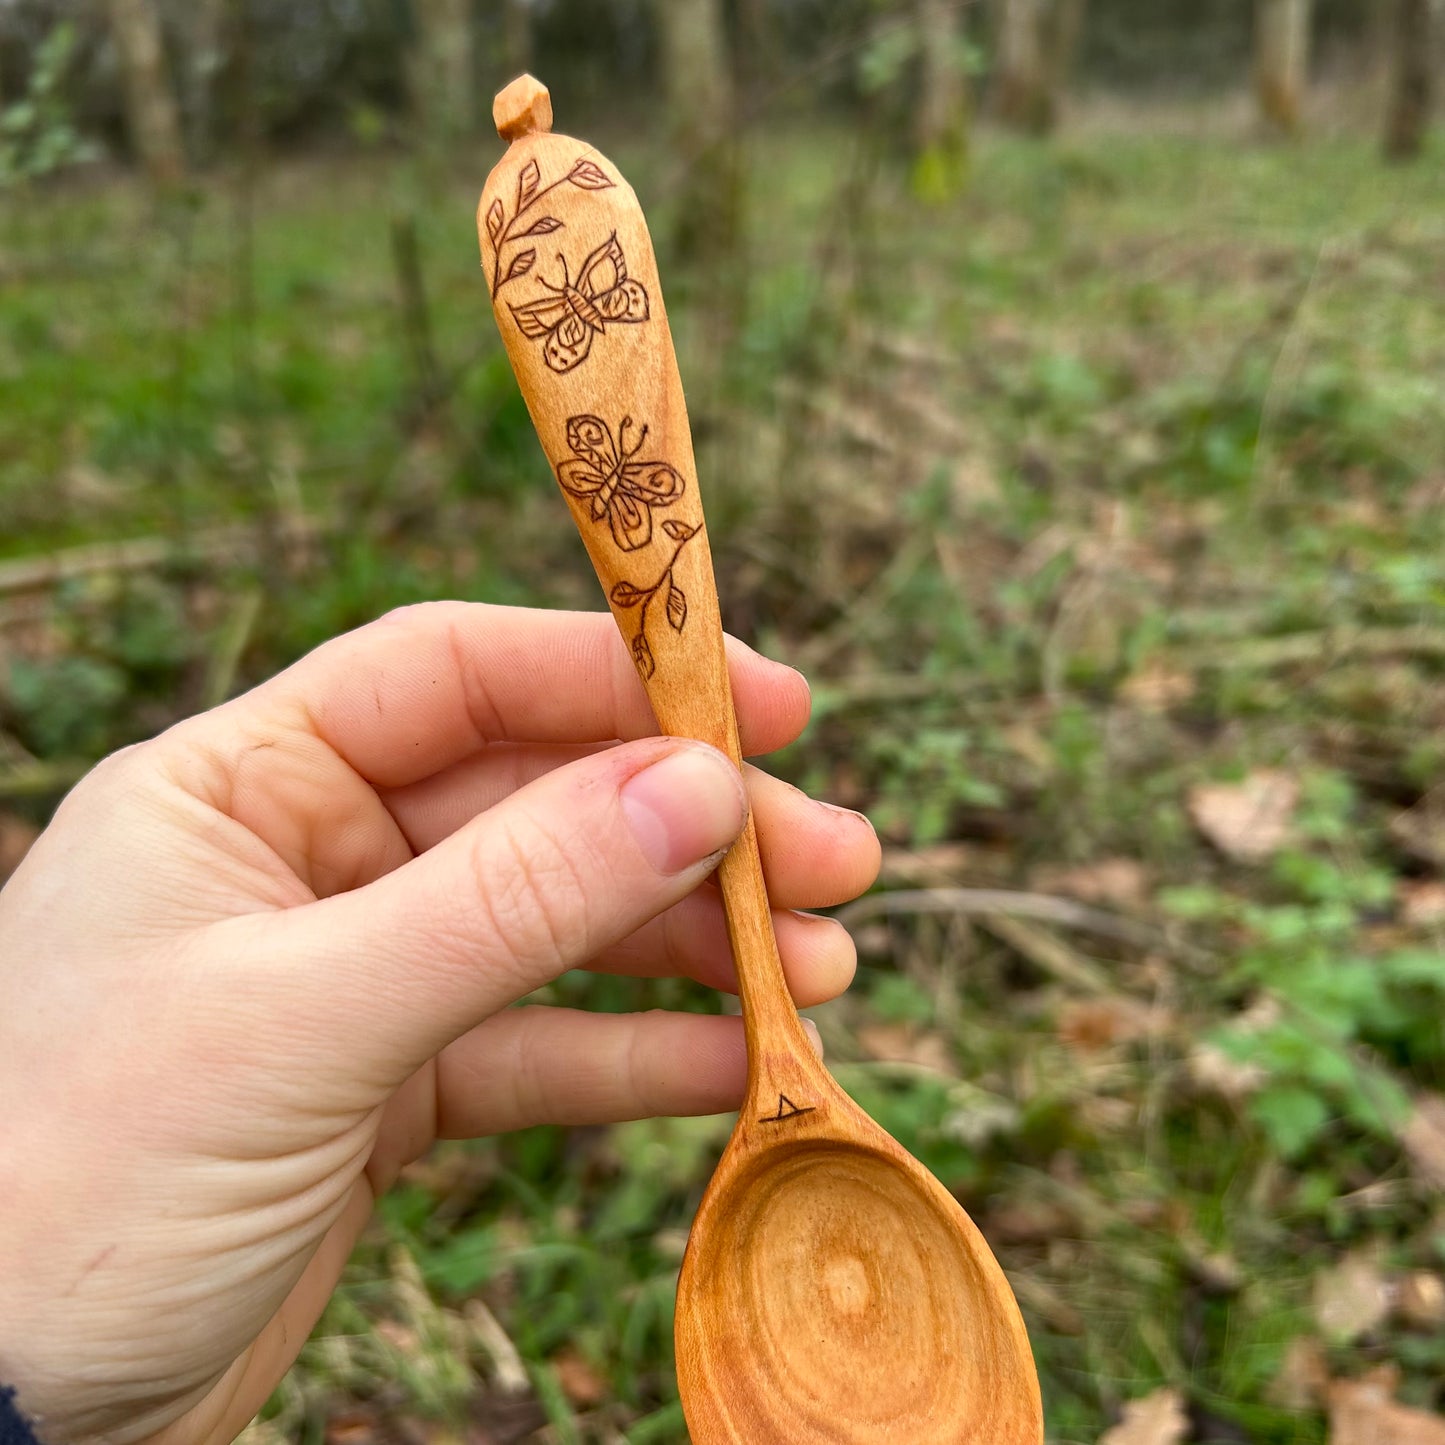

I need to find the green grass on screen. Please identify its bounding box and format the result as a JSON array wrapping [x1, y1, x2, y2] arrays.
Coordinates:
[[4, 116, 1445, 1442]]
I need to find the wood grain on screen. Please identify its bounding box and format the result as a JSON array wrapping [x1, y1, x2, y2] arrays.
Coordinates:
[[480, 74, 1043, 1444]]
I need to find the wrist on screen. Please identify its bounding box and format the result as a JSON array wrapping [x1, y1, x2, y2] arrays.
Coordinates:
[[1, 1385, 43, 1445]]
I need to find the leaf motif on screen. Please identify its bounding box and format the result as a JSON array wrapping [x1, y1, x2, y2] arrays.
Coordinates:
[[502, 248, 536, 286], [632, 632, 655, 680], [610, 581, 646, 609], [661, 520, 697, 542], [517, 158, 541, 210], [569, 158, 614, 191], [517, 216, 563, 238], [666, 581, 687, 633], [485, 199, 504, 244]]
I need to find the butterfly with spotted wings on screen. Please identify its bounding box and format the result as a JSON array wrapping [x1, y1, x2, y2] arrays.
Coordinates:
[[509, 233, 650, 374]]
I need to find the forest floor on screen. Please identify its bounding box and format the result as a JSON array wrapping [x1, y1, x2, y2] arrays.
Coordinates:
[[3, 117, 1445, 1445]]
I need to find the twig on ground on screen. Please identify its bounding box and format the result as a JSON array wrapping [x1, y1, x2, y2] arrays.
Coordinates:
[[464, 1298, 531, 1397], [816, 670, 1003, 709], [0, 760, 89, 799], [973, 914, 1121, 997], [1179, 626, 1445, 670], [201, 588, 264, 709], [835, 887, 1160, 951], [0, 518, 330, 597]]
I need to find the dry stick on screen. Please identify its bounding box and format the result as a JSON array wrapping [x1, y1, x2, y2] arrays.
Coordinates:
[[462, 1298, 530, 1397], [0, 760, 89, 799], [200, 587, 263, 709], [825, 621, 1445, 709], [1179, 626, 1445, 669], [0, 518, 330, 598], [834, 886, 1160, 951], [977, 913, 1119, 998]]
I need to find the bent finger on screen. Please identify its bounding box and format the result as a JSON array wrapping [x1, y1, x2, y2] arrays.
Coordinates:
[[215, 737, 749, 1091], [434, 1006, 823, 1137], [596, 894, 855, 1007], [383, 752, 880, 909], [234, 603, 810, 789]]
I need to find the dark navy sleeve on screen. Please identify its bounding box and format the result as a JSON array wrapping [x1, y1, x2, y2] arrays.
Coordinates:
[[0, 1388, 41, 1445]]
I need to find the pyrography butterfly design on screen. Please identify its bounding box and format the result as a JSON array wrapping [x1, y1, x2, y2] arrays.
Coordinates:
[[558, 414, 684, 552], [556, 413, 700, 681], [509, 233, 650, 375]]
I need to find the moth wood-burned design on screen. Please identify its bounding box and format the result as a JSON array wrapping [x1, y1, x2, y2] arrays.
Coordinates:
[[483, 152, 616, 300], [509, 233, 650, 374], [557, 414, 684, 553]]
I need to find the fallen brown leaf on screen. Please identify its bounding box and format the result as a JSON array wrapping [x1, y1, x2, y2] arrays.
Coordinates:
[[1031, 857, 1149, 909], [1187, 769, 1299, 863], [981, 1197, 1078, 1245], [325, 1409, 392, 1445], [1313, 1248, 1391, 1344], [1187, 1041, 1266, 1100], [856, 1022, 956, 1075], [0, 811, 38, 881], [1058, 997, 1166, 1051], [878, 842, 995, 885], [1395, 1271, 1445, 1331], [1098, 1385, 1189, 1445], [1401, 1093, 1445, 1189], [1399, 880, 1445, 928], [550, 1345, 608, 1408], [1267, 1336, 1329, 1411], [1389, 787, 1445, 870], [1120, 661, 1197, 711], [1327, 1366, 1445, 1445]]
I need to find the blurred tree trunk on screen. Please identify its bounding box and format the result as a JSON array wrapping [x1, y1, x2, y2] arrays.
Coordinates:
[[653, 0, 742, 267], [502, 0, 533, 79], [1043, 0, 1085, 116], [652, 0, 745, 400], [913, 0, 969, 199], [410, 0, 473, 150], [179, 0, 226, 166], [1383, 0, 1434, 160], [1254, 0, 1311, 136], [736, 0, 777, 105], [106, 0, 185, 185], [992, 0, 1083, 135]]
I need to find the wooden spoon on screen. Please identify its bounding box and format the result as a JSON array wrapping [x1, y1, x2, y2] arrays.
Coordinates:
[[478, 75, 1044, 1444]]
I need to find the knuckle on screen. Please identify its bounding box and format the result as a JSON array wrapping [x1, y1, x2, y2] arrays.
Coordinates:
[[472, 813, 599, 977]]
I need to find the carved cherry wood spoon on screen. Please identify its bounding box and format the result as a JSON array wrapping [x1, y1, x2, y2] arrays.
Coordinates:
[[478, 75, 1043, 1445]]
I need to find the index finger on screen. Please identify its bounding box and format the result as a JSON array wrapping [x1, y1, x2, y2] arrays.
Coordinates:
[[238, 602, 811, 789]]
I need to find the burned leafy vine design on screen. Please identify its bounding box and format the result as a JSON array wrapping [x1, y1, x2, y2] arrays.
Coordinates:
[[609, 519, 702, 681], [483, 154, 615, 299]]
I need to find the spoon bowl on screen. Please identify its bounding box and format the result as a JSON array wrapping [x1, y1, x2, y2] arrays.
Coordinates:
[[675, 1046, 1041, 1443], [678, 1131, 1040, 1442], [480, 73, 1043, 1444]]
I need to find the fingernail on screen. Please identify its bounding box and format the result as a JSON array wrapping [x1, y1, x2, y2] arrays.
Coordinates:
[[622, 745, 747, 875], [822, 801, 873, 826], [802, 1019, 825, 1057]]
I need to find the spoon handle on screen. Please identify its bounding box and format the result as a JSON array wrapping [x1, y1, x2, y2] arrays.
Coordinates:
[[479, 76, 824, 1114]]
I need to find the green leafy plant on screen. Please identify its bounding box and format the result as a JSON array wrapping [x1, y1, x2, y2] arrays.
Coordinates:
[[0, 24, 98, 186]]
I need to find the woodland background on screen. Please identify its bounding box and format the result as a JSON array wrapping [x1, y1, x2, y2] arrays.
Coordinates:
[[2, 2, 1444, 1442]]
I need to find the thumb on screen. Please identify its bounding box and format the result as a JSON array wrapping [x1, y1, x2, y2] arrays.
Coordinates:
[[216, 737, 748, 1090]]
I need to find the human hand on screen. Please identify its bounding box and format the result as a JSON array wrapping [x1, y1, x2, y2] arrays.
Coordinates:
[[0, 603, 878, 1445]]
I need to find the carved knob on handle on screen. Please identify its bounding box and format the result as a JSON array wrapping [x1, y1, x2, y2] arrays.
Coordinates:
[[493, 74, 553, 142]]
